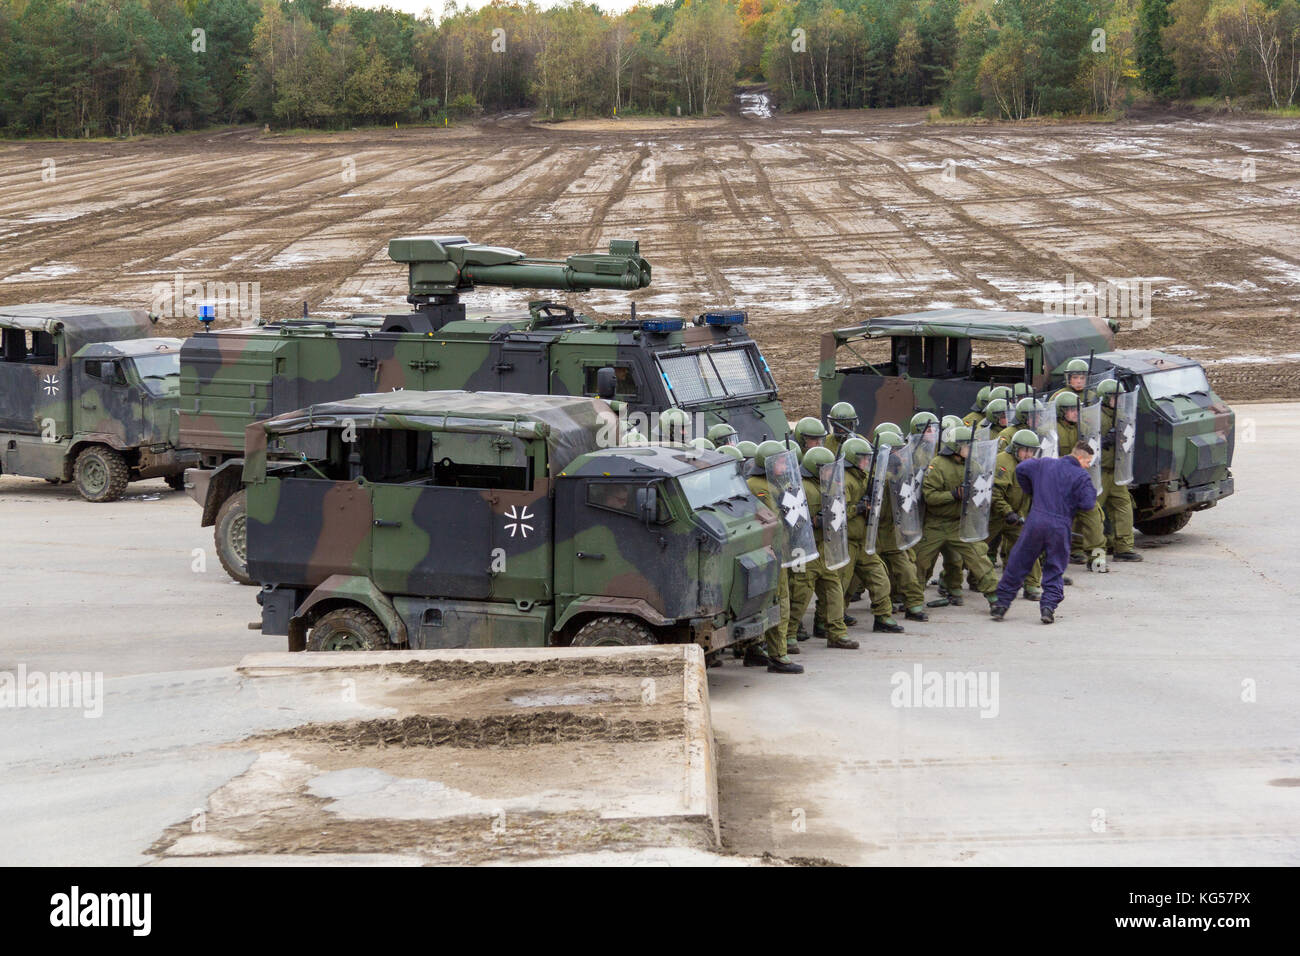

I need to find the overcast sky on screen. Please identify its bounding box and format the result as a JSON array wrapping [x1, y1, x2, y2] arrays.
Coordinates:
[[344, 0, 647, 18]]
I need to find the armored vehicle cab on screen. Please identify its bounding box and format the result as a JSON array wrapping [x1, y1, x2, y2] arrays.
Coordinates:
[[0, 304, 196, 501], [820, 309, 1233, 533], [248, 391, 782, 652], [184, 237, 786, 583]]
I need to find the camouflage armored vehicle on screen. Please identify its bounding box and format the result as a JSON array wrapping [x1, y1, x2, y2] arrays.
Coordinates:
[[246, 390, 782, 652], [183, 236, 787, 582], [819, 309, 1234, 534], [0, 305, 196, 501]]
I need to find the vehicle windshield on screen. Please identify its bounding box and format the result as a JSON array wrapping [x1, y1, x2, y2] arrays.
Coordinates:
[[656, 346, 773, 405], [1142, 366, 1210, 401], [129, 351, 181, 396], [677, 462, 751, 510]]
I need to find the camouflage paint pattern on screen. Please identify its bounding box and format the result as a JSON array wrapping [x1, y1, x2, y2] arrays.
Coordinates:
[[818, 310, 1233, 527], [0, 306, 194, 481], [247, 390, 780, 652]]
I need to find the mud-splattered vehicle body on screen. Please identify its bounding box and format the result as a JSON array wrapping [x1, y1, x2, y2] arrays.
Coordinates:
[[819, 308, 1234, 533], [248, 390, 782, 652], [0, 304, 196, 501]]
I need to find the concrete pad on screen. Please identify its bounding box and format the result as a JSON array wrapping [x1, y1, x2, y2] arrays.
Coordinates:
[[147, 645, 720, 863]]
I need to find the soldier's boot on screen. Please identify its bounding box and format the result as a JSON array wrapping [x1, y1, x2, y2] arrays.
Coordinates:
[[850, 590, 866, 604], [786, 642, 800, 655], [1041, 607, 1055, 625], [946, 589, 964, 607], [926, 587, 952, 609], [1023, 586, 1044, 600], [707, 655, 724, 668], [1063, 576, 1074, 586], [990, 604, 1008, 622], [826, 636, 860, 650], [1113, 550, 1143, 562], [905, 606, 929, 622], [796, 626, 811, 642], [767, 657, 804, 674], [893, 600, 906, 613], [812, 623, 827, 638], [873, 616, 904, 633], [1088, 547, 1109, 573], [843, 613, 858, 626], [1069, 552, 1087, 565], [742, 645, 771, 667]]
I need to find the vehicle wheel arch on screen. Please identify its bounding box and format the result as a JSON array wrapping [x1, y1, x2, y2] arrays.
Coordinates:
[[293, 575, 409, 648]]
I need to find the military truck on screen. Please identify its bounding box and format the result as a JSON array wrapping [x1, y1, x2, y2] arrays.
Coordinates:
[[183, 236, 788, 582], [819, 309, 1234, 535], [0, 305, 196, 501], [246, 390, 783, 652]]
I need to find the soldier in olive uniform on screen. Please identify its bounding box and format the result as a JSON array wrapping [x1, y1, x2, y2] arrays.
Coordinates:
[[824, 402, 859, 457], [991, 429, 1043, 599], [794, 416, 828, 454], [745, 440, 805, 673], [912, 426, 1000, 605], [1096, 379, 1143, 562], [1051, 357, 1091, 402], [998, 397, 1038, 451], [1055, 391, 1107, 571], [839, 437, 904, 633], [787, 445, 859, 650], [707, 423, 739, 447], [963, 386, 992, 429], [873, 431, 929, 621]]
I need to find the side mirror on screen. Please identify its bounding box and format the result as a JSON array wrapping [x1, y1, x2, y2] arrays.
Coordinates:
[[596, 366, 617, 400]]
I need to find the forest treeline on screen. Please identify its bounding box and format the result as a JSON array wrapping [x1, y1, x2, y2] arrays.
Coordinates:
[[1, 0, 1297, 137]]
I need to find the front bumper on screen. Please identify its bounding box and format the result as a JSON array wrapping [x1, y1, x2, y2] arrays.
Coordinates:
[[692, 602, 782, 652], [135, 445, 200, 479], [1142, 473, 1234, 519]]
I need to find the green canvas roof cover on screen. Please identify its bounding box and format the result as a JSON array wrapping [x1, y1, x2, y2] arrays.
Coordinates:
[[259, 390, 620, 473], [0, 304, 156, 354], [829, 309, 1116, 372]]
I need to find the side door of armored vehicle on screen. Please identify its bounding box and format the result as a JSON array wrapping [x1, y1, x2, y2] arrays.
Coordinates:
[[74, 353, 141, 447], [0, 326, 66, 435], [364, 426, 554, 646]]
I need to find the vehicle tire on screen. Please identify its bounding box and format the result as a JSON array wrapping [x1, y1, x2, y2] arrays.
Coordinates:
[[307, 607, 394, 652], [570, 615, 657, 647], [165, 473, 186, 491], [73, 445, 129, 503], [1136, 511, 1192, 536], [214, 490, 255, 586]]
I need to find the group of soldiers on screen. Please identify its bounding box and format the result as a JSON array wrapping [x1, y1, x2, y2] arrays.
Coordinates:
[[629, 359, 1143, 675]]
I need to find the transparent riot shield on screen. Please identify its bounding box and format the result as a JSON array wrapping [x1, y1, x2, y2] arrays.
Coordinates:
[[958, 438, 999, 543], [765, 449, 817, 568], [888, 442, 923, 550], [818, 457, 850, 571], [863, 446, 891, 556], [1079, 398, 1103, 492], [973, 420, 993, 443], [1031, 399, 1059, 458], [1113, 389, 1139, 486]]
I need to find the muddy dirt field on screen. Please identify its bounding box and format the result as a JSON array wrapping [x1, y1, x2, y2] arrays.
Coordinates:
[[2, 105, 1297, 412]]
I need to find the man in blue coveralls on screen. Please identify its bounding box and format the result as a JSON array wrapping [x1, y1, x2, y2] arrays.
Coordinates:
[[990, 440, 1099, 625]]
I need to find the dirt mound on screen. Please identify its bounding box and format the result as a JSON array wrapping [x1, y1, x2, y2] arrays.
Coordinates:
[[378, 657, 680, 681], [264, 711, 685, 749]]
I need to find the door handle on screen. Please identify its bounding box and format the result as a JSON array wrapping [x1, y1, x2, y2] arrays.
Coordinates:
[[372, 519, 402, 528], [576, 551, 605, 560]]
